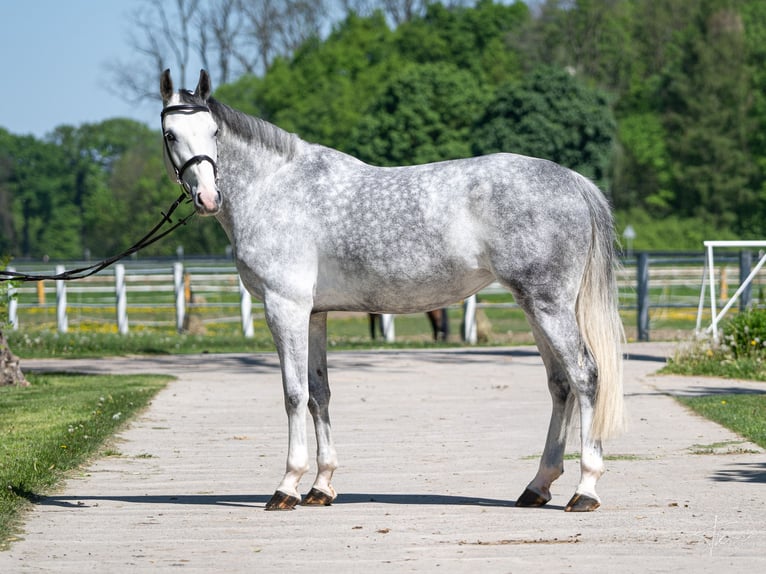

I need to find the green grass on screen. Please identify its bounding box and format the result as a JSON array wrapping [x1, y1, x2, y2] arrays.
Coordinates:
[[7, 329, 276, 358], [677, 394, 766, 449], [664, 354, 766, 381], [661, 334, 766, 452], [0, 373, 171, 548]]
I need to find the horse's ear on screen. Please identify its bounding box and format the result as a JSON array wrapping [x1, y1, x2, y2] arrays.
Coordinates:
[[195, 69, 212, 101], [160, 69, 174, 103]]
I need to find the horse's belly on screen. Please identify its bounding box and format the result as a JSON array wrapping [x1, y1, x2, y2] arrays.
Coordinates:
[[314, 262, 494, 313]]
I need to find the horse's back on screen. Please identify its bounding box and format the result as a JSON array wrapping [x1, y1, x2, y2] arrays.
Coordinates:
[[303, 149, 601, 312]]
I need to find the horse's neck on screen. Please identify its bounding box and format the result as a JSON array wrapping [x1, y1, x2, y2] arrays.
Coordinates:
[[215, 132, 296, 238], [219, 130, 293, 180]]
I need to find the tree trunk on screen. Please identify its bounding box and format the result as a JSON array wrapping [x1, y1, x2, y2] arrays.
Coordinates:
[[0, 327, 28, 386]]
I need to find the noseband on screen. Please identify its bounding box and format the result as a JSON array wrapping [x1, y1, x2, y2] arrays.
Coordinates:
[[160, 104, 219, 187]]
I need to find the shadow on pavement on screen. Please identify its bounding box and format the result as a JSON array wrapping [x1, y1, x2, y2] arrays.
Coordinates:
[[38, 492, 554, 509], [711, 462, 766, 484]]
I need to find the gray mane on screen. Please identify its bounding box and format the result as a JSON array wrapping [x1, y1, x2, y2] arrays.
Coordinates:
[[178, 91, 298, 159]]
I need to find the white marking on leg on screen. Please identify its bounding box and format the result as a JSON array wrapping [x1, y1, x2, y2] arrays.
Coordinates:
[[575, 406, 604, 501]]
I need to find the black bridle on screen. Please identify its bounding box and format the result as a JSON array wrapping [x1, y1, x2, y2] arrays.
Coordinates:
[[160, 104, 219, 189]]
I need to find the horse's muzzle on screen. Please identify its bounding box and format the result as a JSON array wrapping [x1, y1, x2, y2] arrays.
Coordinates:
[[192, 186, 221, 215]]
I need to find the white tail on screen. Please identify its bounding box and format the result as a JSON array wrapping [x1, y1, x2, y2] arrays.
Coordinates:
[[576, 182, 625, 440]]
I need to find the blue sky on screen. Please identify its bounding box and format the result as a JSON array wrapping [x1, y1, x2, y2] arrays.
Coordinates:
[[1, 1, 158, 138]]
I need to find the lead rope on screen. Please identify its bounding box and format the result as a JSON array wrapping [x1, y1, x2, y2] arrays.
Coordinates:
[[0, 191, 196, 282]]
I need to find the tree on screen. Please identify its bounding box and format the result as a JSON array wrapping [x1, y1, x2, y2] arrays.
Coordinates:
[[108, 0, 330, 104], [740, 0, 766, 236], [612, 112, 673, 214], [514, 0, 635, 92], [471, 66, 616, 188], [0, 131, 79, 259], [216, 10, 400, 150], [0, 137, 17, 255], [349, 61, 488, 165], [660, 3, 755, 229], [395, 0, 529, 84]]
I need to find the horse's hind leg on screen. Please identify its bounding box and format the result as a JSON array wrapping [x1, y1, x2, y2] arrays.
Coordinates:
[[515, 331, 575, 507], [302, 312, 339, 506], [515, 301, 604, 512]]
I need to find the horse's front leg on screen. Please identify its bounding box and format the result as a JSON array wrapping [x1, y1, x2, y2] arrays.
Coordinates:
[[302, 312, 339, 506], [264, 293, 312, 511]]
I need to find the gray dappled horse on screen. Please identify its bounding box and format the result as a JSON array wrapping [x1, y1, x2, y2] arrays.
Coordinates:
[[160, 70, 624, 512]]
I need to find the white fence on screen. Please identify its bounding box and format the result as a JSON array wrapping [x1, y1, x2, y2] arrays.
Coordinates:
[[6, 260, 485, 341], [6, 252, 765, 342]]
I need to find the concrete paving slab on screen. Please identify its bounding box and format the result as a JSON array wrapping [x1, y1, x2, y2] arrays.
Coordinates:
[[1, 343, 764, 572]]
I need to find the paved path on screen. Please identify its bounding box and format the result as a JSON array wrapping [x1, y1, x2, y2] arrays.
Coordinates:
[[2, 343, 765, 572]]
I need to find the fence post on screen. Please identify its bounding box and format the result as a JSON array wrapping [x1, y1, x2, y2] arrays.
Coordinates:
[[462, 295, 478, 344], [114, 264, 129, 335], [739, 250, 752, 311], [174, 262, 185, 333], [239, 278, 254, 338], [381, 314, 395, 342], [636, 252, 649, 342], [56, 264, 68, 334], [7, 266, 18, 330]]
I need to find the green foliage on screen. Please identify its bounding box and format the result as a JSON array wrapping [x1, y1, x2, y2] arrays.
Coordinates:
[[350, 62, 488, 165], [0, 373, 169, 546], [471, 66, 616, 186], [395, 0, 529, 83], [665, 310, 766, 381], [659, 3, 755, 229], [217, 11, 401, 151], [613, 113, 673, 214], [721, 309, 766, 359]]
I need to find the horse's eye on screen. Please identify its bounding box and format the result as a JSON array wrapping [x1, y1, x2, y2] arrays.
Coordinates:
[[164, 131, 176, 142], [214, 128, 219, 139]]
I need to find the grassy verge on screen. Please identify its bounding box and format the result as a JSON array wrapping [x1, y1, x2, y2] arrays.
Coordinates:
[[677, 394, 766, 449], [664, 316, 766, 451], [663, 341, 766, 382], [0, 373, 171, 549]]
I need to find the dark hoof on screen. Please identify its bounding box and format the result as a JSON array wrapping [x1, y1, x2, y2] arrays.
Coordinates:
[[301, 487, 335, 506], [565, 493, 600, 512], [265, 490, 300, 511], [515, 488, 550, 508]]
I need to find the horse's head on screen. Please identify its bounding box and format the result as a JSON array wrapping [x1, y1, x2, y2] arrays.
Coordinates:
[[160, 69, 221, 216]]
